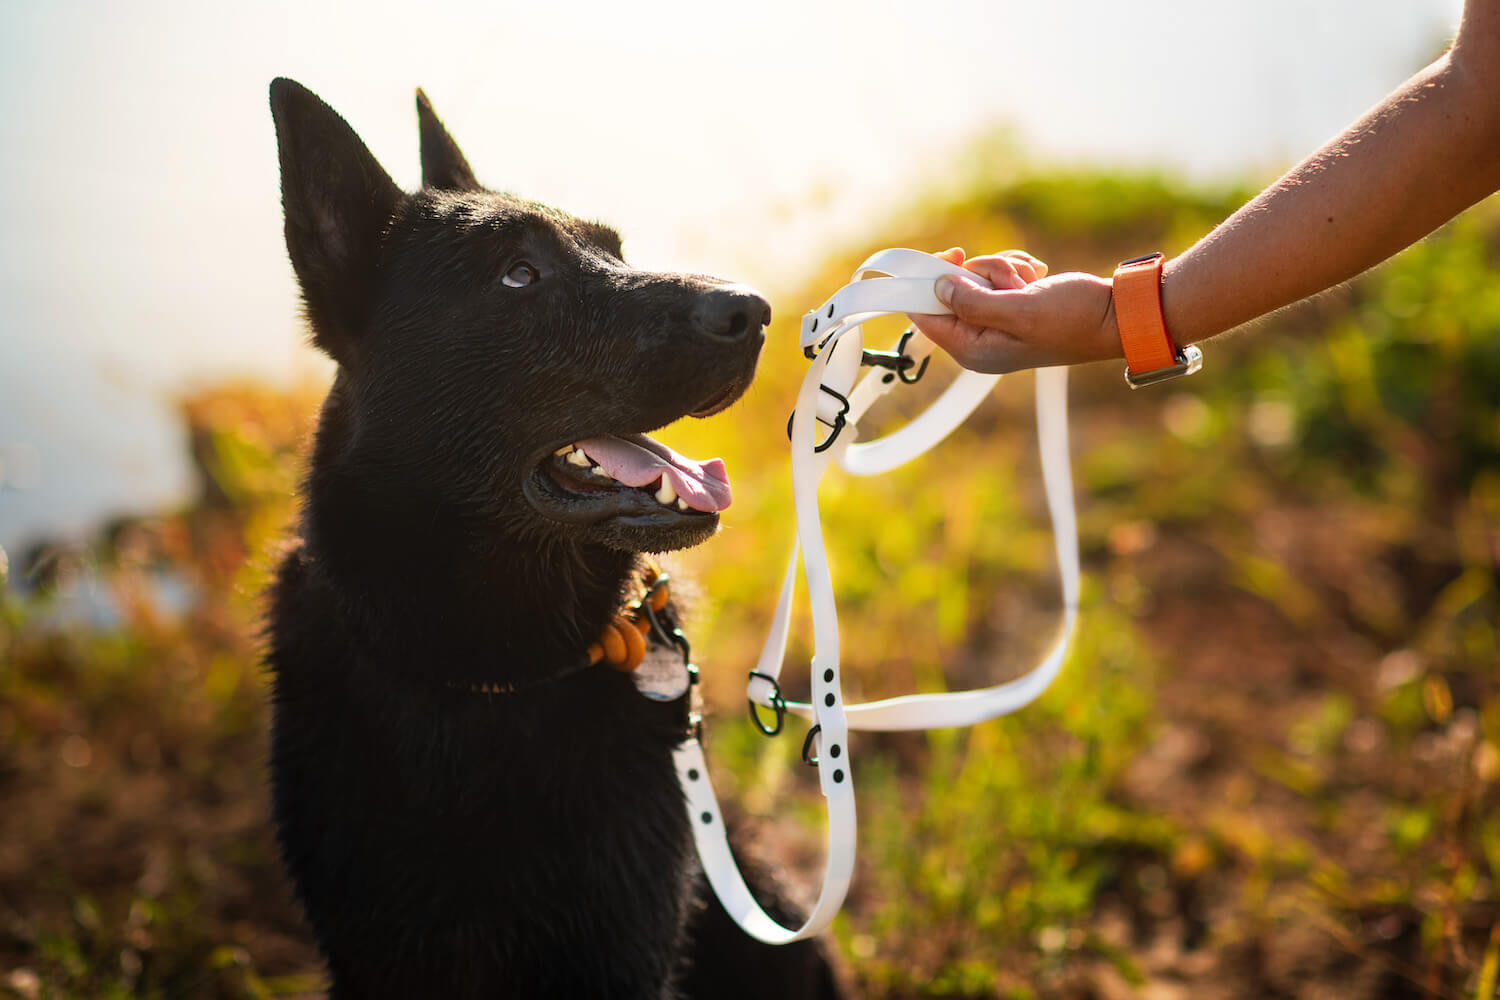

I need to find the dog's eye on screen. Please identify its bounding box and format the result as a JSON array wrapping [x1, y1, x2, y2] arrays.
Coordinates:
[[502, 261, 539, 288]]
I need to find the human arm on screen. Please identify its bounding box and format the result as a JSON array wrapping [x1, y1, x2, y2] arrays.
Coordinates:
[[912, 0, 1500, 374]]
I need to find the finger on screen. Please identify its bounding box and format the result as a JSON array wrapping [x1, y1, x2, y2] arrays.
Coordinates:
[[936, 275, 1031, 329], [1006, 258, 1040, 284], [908, 311, 979, 358], [958, 256, 1026, 290], [908, 313, 997, 371], [964, 251, 1047, 284], [906, 311, 959, 343], [935, 246, 966, 266], [910, 312, 1026, 374], [1001, 250, 1048, 278]]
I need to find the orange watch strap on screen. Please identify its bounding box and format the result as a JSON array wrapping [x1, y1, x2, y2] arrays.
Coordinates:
[[1112, 253, 1178, 374]]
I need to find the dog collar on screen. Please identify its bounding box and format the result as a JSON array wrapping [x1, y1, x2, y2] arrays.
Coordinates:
[[597, 566, 696, 702], [675, 248, 1081, 944], [449, 564, 694, 702]]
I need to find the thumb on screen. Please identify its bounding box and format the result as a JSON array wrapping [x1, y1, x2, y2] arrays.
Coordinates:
[[936, 275, 1027, 329], [935, 275, 958, 309]]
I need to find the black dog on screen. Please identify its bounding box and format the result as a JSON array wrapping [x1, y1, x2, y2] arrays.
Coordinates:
[[265, 79, 840, 999]]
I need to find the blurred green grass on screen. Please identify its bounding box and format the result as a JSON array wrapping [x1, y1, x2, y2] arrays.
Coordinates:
[[2, 162, 1497, 999]]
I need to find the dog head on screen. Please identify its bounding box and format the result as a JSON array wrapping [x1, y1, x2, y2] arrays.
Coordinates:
[[270, 79, 766, 562]]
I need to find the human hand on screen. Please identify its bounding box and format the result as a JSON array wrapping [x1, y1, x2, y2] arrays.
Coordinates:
[[909, 249, 1122, 374]]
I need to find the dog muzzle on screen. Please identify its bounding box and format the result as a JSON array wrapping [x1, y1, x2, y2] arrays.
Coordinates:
[[672, 249, 1081, 943]]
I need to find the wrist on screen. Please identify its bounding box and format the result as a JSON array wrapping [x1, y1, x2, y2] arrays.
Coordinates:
[[1098, 279, 1123, 362], [1159, 255, 1191, 346]]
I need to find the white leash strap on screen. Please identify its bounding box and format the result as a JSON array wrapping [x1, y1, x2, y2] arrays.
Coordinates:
[[676, 249, 1081, 943]]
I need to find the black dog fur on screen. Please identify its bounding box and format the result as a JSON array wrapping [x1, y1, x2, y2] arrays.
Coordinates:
[[266, 79, 840, 999]]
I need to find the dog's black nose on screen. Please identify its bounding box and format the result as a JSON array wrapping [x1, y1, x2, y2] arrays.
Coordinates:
[[692, 286, 772, 342]]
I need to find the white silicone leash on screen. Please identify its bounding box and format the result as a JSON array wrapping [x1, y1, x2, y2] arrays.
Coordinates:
[[677, 249, 1080, 943]]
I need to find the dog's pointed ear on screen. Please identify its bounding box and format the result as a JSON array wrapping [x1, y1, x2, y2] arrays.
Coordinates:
[[416, 88, 481, 192], [270, 77, 402, 366]]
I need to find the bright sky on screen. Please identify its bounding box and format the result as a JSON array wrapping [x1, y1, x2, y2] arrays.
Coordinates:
[[0, 0, 1464, 552]]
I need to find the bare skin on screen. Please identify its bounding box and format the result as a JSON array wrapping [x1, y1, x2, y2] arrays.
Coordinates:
[[910, 0, 1500, 375]]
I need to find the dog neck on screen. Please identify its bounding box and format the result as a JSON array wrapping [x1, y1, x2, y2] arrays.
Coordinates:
[[446, 564, 681, 695], [303, 519, 646, 689]]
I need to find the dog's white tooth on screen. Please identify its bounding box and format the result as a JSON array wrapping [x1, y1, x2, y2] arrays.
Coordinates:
[[588, 465, 607, 477], [553, 445, 573, 456], [655, 479, 677, 505], [676, 499, 688, 511], [566, 449, 591, 467]]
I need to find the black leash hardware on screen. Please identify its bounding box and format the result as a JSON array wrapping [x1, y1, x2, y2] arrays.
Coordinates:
[[891, 329, 931, 384], [858, 329, 933, 385], [802, 304, 841, 360], [784, 384, 851, 455], [806, 326, 928, 384], [788, 328, 932, 453], [860, 347, 913, 374], [801, 724, 823, 767], [683, 662, 702, 743], [638, 577, 689, 662], [747, 671, 787, 736], [811, 326, 931, 385]]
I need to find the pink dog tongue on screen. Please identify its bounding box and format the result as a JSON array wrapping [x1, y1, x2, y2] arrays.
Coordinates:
[[576, 435, 732, 512]]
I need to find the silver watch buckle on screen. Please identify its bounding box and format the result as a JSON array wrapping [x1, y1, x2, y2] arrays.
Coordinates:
[[1124, 344, 1203, 389]]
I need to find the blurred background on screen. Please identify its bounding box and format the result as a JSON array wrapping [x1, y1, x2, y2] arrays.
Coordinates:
[[4, 1, 1498, 998]]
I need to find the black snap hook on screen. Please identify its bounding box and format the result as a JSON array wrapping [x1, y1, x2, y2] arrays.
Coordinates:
[[747, 671, 787, 737], [894, 329, 931, 385], [859, 347, 915, 374], [640, 596, 677, 652], [784, 384, 851, 454], [802, 328, 838, 361], [801, 724, 823, 767]]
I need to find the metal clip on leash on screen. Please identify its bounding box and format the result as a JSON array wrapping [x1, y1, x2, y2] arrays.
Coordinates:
[[673, 249, 1082, 944]]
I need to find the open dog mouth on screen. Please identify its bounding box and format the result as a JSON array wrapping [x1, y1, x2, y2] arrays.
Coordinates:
[[520, 327, 762, 543], [521, 373, 751, 539], [531, 434, 731, 524]]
